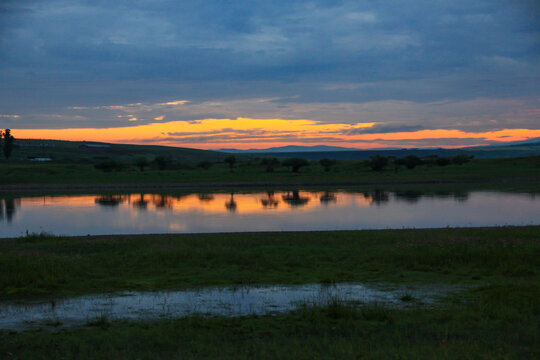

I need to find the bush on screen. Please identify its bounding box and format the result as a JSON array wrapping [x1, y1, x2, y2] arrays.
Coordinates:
[[436, 157, 452, 166], [94, 159, 124, 172], [368, 155, 388, 171], [224, 155, 236, 171], [402, 155, 423, 169], [261, 157, 280, 172], [452, 154, 473, 165], [282, 158, 310, 173], [197, 161, 213, 170], [319, 158, 337, 172], [153, 155, 173, 170], [134, 157, 149, 171]]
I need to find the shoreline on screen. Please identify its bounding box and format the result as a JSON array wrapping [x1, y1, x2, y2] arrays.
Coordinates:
[[1, 176, 539, 192], [2, 225, 539, 241]]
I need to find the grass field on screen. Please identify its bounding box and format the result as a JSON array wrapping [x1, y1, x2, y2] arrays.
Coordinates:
[[1, 156, 539, 187], [1, 227, 538, 299], [1, 227, 539, 359]]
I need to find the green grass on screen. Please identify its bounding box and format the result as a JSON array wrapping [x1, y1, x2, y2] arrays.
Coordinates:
[[1, 284, 538, 359], [1, 156, 540, 187], [1, 227, 538, 299], [1, 227, 539, 359]]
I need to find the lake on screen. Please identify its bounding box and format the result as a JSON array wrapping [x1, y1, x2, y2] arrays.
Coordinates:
[[1, 190, 539, 237]]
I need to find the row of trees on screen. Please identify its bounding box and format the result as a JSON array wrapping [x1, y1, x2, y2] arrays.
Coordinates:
[[1, 129, 14, 160], [95, 155, 337, 173], [367, 154, 473, 171], [95, 153, 473, 173], [224, 155, 336, 173]]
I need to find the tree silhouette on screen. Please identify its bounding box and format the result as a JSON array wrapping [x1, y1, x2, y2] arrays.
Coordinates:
[[134, 157, 149, 171], [400, 155, 423, 169], [319, 158, 336, 172], [261, 157, 280, 172], [2, 129, 15, 160], [153, 155, 172, 170], [368, 155, 388, 172], [282, 158, 309, 173], [224, 155, 236, 171]]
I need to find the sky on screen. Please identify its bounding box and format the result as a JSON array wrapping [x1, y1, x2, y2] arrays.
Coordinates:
[[1, 0, 539, 150]]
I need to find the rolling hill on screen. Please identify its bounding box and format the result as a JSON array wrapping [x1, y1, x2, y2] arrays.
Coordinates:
[[11, 139, 226, 163]]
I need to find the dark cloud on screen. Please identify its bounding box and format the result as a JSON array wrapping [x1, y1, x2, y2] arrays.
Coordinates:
[[0, 0, 538, 133]]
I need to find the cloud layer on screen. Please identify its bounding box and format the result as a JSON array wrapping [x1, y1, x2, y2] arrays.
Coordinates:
[[1, 0, 539, 148]]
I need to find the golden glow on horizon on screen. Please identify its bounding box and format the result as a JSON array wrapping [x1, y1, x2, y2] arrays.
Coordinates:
[[11, 118, 540, 149]]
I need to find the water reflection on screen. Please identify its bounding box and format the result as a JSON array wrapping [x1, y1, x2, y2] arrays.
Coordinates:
[[132, 193, 149, 210], [1, 190, 539, 236], [95, 195, 125, 207], [365, 189, 389, 206], [225, 193, 237, 213], [282, 190, 310, 207], [260, 191, 279, 209], [320, 191, 337, 205], [198, 194, 214, 202], [0, 198, 19, 223]]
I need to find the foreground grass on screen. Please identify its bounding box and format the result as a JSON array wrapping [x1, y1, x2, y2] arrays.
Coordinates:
[[1, 156, 539, 187], [1, 227, 539, 299], [1, 285, 538, 359], [1, 227, 539, 359]]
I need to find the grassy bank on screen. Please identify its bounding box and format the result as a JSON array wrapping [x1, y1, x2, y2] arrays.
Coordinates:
[[1, 227, 539, 359], [1, 227, 539, 299], [1, 285, 538, 359], [1, 156, 539, 187]]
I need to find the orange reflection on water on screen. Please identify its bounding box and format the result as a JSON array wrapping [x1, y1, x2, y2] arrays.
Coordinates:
[[17, 191, 378, 216]]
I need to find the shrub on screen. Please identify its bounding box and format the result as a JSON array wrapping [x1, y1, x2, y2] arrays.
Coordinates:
[[224, 155, 236, 171], [153, 155, 173, 170], [452, 154, 473, 165], [197, 161, 213, 170], [282, 158, 310, 173], [368, 155, 388, 171], [436, 157, 452, 166], [260, 157, 280, 172], [402, 155, 423, 169], [94, 159, 123, 172], [134, 157, 149, 171], [319, 158, 337, 172]]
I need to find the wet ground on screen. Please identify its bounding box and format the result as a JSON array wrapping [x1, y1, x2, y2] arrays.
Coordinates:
[[0, 282, 466, 331]]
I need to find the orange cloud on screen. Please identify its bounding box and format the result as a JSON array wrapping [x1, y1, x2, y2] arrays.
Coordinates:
[[11, 118, 540, 150]]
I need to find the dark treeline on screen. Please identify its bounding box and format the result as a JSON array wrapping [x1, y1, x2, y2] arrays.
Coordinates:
[[92, 153, 474, 173]]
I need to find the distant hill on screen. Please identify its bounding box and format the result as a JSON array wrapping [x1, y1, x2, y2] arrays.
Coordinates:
[[8, 138, 540, 163], [12, 139, 226, 163], [219, 145, 362, 153], [238, 142, 540, 161]]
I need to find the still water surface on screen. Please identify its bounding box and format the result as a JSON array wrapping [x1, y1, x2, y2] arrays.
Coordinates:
[[0, 283, 461, 330], [0, 190, 539, 237]]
